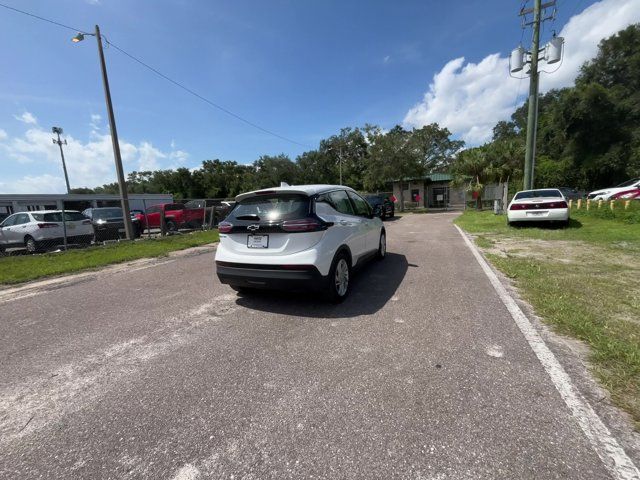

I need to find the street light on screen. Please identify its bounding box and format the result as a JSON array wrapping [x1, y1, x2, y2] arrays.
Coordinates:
[[72, 26, 135, 240], [51, 126, 71, 194]]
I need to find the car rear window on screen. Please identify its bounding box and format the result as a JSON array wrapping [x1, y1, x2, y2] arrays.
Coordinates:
[[229, 194, 309, 222], [32, 212, 87, 222], [165, 204, 185, 211], [93, 208, 123, 220], [514, 189, 562, 200]]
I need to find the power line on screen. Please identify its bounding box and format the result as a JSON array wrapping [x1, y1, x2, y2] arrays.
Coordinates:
[[0, 2, 311, 149], [0, 2, 83, 33], [105, 40, 311, 148]]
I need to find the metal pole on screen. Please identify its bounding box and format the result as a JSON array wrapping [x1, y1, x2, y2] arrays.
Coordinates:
[[61, 202, 68, 251], [54, 131, 71, 194], [339, 147, 343, 185], [523, 0, 541, 191], [95, 25, 134, 240]]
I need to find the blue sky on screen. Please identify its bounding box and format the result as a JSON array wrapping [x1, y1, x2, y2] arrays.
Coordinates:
[[1, 0, 638, 192]]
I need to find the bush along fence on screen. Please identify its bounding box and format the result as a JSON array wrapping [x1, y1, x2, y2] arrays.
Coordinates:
[[568, 198, 640, 224]]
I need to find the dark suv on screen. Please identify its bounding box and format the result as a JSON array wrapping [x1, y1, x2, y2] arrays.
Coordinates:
[[364, 194, 395, 220], [82, 207, 142, 241]]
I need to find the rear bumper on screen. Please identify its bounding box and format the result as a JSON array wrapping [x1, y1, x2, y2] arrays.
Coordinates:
[[507, 209, 569, 222], [216, 262, 326, 291]]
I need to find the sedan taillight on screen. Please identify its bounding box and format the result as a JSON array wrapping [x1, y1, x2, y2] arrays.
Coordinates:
[[37, 223, 58, 229], [510, 201, 568, 210], [218, 221, 233, 233]]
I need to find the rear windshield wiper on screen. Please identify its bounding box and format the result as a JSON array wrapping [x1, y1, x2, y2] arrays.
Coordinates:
[[236, 214, 261, 221]]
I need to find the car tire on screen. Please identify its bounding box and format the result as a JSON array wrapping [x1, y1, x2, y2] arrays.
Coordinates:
[[376, 231, 386, 260], [24, 236, 41, 254], [380, 209, 386, 220], [388, 209, 394, 219], [325, 252, 351, 303], [166, 220, 178, 232]]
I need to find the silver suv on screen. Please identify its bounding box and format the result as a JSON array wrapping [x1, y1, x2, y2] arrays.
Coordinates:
[[0, 210, 94, 253]]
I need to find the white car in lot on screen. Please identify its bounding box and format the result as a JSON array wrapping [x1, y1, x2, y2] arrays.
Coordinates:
[[215, 185, 385, 302], [0, 210, 94, 253], [507, 188, 569, 226], [588, 178, 640, 200]]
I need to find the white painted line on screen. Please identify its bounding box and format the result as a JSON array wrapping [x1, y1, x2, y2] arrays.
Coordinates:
[[455, 225, 640, 480]]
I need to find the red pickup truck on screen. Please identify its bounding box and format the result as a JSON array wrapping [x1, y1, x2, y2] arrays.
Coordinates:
[[136, 203, 205, 231]]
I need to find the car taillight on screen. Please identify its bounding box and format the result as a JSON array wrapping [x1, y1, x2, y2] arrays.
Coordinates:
[[218, 221, 233, 233], [37, 223, 58, 228], [546, 201, 568, 209], [510, 201, 568, 210], [281, 218, 323, 232]]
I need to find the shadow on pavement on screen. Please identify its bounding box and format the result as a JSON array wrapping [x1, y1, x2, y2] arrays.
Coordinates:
[[234, 252, 409, 319]]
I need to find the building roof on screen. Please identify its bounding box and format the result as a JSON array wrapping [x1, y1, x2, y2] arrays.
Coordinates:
[[392, 173, 453, 183]]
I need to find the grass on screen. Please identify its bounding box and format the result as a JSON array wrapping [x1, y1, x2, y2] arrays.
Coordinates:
[[455, 210, 640, 427], [0, 230, 219, 285]]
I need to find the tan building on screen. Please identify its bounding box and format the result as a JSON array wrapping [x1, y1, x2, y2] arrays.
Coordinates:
[[391, 173, 466, 210]]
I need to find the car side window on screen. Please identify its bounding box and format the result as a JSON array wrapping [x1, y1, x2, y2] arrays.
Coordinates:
[[1, 214, 17, 227], [328, 190, 355, 216], [347, 191, 371, 217], [14, 214, 31, 225]]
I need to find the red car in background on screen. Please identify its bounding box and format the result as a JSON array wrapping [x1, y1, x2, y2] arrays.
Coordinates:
[[135, 203, 205, 231], [611, 189, 640, 200]]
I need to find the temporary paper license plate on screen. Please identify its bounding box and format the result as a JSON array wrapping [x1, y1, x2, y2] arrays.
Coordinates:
[[247, 235, 269, 248]]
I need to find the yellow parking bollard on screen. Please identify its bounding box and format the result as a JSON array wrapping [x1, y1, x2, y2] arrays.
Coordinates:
[[610, 200, 615, 211], [625, 200, 631, 210], [577, 198, 582, 209], [586, 199, 590, 210], [568, 199, 573, 209], [598, 199, 603, 209]]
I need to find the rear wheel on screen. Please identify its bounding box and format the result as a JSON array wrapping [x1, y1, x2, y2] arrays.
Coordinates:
[[326, 252, 351, 303], [166, 220, 178, 232], [24, 236, 41, 254], [379, 209, 386, 220]]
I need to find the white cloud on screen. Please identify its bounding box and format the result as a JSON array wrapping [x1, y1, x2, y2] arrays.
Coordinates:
[[14, 111, 38, 125], [0, 174, 66, 194], [0, 126, 191, 193], [403, 0, 640, 145], [383, 55, 391, 64]]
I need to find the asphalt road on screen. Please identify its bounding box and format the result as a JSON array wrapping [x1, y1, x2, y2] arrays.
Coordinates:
[[0, 213, 635, 479]]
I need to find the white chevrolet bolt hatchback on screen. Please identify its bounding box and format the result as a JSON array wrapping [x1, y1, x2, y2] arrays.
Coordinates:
[[215, 185, 386, 302]]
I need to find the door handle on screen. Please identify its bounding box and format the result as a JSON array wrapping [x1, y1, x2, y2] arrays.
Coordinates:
[[339, 220, 348, 226]]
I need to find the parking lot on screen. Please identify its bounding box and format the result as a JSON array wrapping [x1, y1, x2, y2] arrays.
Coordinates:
[[0, 213, 636, 479]]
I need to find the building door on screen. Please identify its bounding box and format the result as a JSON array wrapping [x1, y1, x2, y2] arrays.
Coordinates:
[[431, 186, 449, 208]]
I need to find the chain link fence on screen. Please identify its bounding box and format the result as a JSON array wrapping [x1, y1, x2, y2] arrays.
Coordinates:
[[0, 198, 235, 258]]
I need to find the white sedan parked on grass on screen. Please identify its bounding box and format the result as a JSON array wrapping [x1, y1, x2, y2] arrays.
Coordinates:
[[507, 189, 570, 226]]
